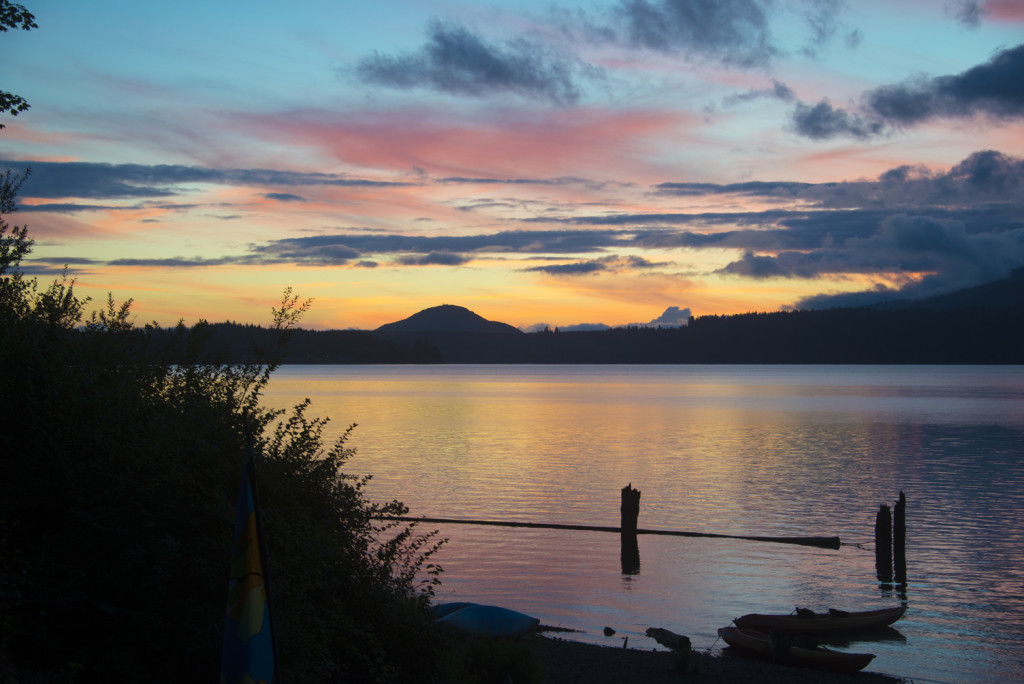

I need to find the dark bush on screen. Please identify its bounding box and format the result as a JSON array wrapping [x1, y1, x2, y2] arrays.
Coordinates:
[[0, 170, 445, 683]]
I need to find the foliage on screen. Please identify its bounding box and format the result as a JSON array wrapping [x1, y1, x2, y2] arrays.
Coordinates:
[[0, 177, 445, 681], [0, 0, 36, 31], [1, 1, 36, 128], [0, 169, 33, 318]]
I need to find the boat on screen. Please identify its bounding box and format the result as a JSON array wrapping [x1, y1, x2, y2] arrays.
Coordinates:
[[432, 602, 477, 619], [734, 605, 906, 634], [435, 603, 540, 637], [718, 626, 876, 672]]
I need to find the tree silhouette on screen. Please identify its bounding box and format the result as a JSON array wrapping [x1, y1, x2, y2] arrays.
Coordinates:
[[1, 1, 37, 129]]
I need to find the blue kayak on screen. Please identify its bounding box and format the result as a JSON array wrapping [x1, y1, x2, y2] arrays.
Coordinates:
[[435, 603, 540, 637], [432, 602, 478, 619]]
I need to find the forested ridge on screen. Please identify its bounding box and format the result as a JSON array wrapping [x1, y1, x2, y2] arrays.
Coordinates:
[[186, 304, 1024, 364]]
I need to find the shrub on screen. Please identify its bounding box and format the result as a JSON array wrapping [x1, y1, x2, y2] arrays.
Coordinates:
[[0, 170, 444, 682]]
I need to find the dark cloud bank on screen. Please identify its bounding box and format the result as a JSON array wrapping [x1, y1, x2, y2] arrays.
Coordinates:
[[609, 0, 778, 66], [0, 161, 404, 202], [5, 149, 1023, 312], [355, 19, 586, 105], [346, 1, 1024, 157], [792, 43, 1024, 139], [350, 0, 856, 104]]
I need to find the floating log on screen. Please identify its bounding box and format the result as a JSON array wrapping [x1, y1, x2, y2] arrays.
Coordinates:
[[893, 491, 907, 584], [875, 503, 893, 583], [620, 483, 641, 574], [385, 516, 842, 549], [646, 627, 690, 651]]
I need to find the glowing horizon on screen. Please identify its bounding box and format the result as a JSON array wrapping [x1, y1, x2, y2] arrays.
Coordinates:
[[2, 1, 1023, 331]]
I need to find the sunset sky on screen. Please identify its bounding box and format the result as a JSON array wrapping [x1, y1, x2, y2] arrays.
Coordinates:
[[2, 0, 1023, 331]]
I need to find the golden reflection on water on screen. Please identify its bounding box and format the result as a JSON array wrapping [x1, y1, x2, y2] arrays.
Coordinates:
[[263, 364, 1024, 684]]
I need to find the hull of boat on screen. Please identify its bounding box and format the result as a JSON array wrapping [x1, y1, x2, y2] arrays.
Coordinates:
[[435, 603, 540, 637], [734, 605, 906, 634], [718, 626, 875, 673]]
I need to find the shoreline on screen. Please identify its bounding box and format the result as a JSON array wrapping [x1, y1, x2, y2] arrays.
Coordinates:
[[531, 635, 905, 684]]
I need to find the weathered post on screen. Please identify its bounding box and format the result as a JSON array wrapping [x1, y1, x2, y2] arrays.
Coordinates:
[[893, 491, 907, 584], [875, 503, 893, 584], [620, 483, 641, 574]]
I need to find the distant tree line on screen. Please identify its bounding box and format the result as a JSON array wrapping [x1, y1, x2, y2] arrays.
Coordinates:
[[185, 305, 1024, 365]]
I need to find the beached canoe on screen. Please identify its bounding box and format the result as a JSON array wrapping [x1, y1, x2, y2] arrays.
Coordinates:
[[734, 605, 906, 634], [435, 603, 540, 637], [718, 626, 876, 672]]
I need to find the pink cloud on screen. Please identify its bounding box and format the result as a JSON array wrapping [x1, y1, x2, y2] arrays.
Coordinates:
[[235, 106, 696, 182], [0, 123, 83, 152], [985, 1, 1024, 21], [12, 212, 98, 242]]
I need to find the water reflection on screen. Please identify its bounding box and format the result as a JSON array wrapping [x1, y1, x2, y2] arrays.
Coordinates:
[[263, 364, 1024, 683], [816, 627, 908, 646]]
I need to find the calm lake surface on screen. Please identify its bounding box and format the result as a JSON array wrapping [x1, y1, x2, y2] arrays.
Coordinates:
[[263, 365, 1024, 683]]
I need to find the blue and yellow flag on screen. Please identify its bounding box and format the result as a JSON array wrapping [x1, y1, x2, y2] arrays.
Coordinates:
[[221, 450, 279, 684]]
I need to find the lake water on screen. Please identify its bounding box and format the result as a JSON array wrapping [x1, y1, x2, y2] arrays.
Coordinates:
[[263, 365, 1024, 683]]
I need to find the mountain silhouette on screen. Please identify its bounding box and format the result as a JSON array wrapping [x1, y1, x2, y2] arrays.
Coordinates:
[[877, 267, 1024, 310], [180, 273, 1024, 364], [375, 304, 523, 334]]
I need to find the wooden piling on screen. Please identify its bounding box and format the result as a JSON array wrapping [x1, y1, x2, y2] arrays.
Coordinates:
[[875, 503, 893, 583], [893, 491, 907, 584], [620, 483, 641, 574]]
